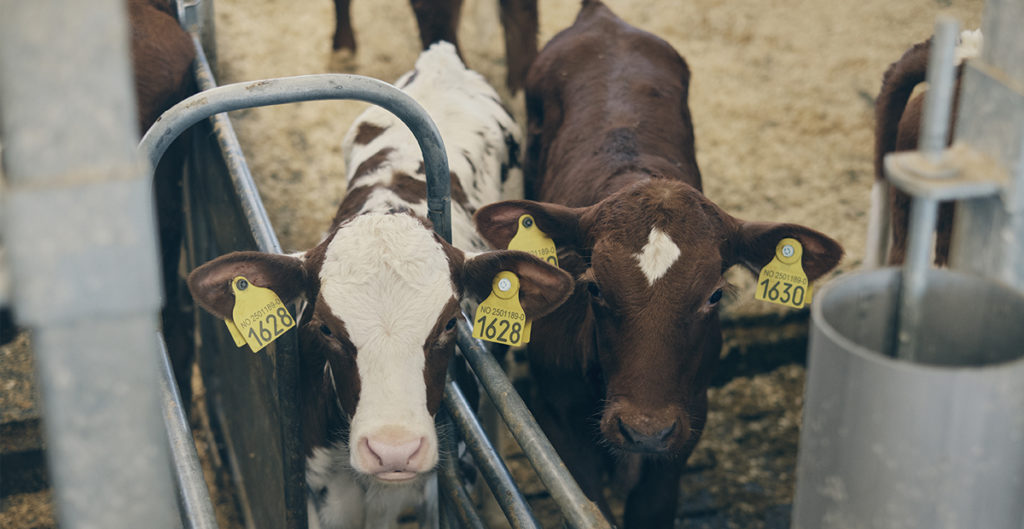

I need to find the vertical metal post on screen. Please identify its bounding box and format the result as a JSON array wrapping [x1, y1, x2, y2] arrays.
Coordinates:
[[949, 0, 1024, 291], [0, 1, 178, 528], [894, 18, 959, 361]]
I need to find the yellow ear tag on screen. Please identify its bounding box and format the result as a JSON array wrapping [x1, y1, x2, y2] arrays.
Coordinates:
[[754, 238, 813, 309], [472, 271, 532, 347], [228, 276, 296, 353], [224, 319, 247, 347], [507, 214, 559, 268]]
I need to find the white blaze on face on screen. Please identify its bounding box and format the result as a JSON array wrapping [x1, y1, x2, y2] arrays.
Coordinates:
[[319, 213, 454, 475], [634, 227, 681, 285]]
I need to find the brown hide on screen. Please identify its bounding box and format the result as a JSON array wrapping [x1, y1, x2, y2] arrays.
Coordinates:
[[475, 2, 843, 527], [330, 0, 537, 92], [874, 37, 961, 266]]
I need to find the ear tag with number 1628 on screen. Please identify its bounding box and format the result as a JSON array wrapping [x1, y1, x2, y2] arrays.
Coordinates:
[[227, 276, 296, 353], [473, 271, 532, 347], [754, 238, 813, 309], [508, 214, 558, 268]]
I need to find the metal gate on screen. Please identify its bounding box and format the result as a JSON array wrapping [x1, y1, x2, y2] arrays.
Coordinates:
[[142, 2, 610, 529]]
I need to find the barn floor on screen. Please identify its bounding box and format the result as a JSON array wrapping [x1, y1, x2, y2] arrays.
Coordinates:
[[0, 0, 988, 527]]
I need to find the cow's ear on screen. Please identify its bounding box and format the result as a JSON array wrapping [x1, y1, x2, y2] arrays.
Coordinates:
[[462, 250, 574, 320], [474, 200, 587, 250], [731, 222, 844, 281], [187, 251, 308, 320]]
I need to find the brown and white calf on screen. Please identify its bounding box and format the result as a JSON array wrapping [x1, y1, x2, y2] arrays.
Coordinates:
[[187, 43, 572, 529], [474, 3, 844, 527], [871, 30, 982, 266], [330, 0, 538, 92]]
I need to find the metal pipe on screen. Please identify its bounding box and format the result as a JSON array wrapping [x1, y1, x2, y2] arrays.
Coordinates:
[[158, 334, 220, 529], [894, 18, 960, 361], [0, 2, 179, 527], [443, 378, 541, 529], [188, 35, 281, 254], [455, 319, 612, 529], [436, 423, 488, 529], [138, 72, 452, 242]]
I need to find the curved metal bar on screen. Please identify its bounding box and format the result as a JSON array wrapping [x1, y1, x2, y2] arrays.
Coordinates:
[[188, 34, 280, 254], [139, 72, 452, 243]]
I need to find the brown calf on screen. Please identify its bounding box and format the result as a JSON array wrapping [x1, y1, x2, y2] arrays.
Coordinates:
[[874, 30, 981, 266], [475, 2, 843, 527], [330, 0, 537, 92]]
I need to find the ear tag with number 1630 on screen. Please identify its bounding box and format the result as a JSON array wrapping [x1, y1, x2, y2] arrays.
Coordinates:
[[226, 276, 296, 353], [508, 214, 558, 268], [473, 271, 532, 347], [754, 238, 813, 309]]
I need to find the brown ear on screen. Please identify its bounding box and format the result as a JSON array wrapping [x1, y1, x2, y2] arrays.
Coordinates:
[[462, 250, 574, 320], [187, 251, 308, 320], [732, 222, 844, 281], [474, 200, 586, 250]]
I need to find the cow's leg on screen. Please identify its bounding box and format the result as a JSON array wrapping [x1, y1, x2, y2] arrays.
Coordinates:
[[332, 0, 356, 51], [409, 0, 463, 52], [529, 371, 615, 522], [622, 458, 684, 529], [498, 0, 537, 94]]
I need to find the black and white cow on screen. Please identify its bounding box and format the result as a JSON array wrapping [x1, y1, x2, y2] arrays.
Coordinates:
[[187, 42, 573, 528]]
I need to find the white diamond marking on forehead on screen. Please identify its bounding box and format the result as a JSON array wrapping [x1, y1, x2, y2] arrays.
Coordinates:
[[634, 227, 681, 285]]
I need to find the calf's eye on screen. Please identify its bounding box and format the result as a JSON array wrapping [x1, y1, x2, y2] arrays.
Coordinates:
[[445, 318, 457, 331], [587, 281, 602, 300], [319, 324, 332, 336], [708, 289, 724, 305]]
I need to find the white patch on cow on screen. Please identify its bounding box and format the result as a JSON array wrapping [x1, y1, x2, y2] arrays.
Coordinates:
[[319, 213, 453, 475], [633, 227, 681, 285], [307, 442, 428, 529], [341, 41, 522, 253], [955, 29, 983, 66]]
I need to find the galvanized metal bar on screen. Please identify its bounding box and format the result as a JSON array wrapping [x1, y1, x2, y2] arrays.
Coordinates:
[[436, 413, 488, 529], [949, 0, 1024, 292], [894, 17, 959, 361], [443, 378, 541, 529], [186, 34, 277, 253], [0, 2, 178, 529], [157, 334, 220, 529], [138, 72, 452, 243], [455, 319, 612, 529]]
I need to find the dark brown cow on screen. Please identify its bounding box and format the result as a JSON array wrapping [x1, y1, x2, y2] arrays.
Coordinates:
[[475, 2, 843, 527], [874, 30, 981, 266], [128, 0, 197, 403], [331, 0, 537, 92]]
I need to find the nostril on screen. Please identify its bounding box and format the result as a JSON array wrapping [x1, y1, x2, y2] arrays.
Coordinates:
[[656, 421, 677, 442], [618, 417, 636, 443], [362, 438, 383, 467]]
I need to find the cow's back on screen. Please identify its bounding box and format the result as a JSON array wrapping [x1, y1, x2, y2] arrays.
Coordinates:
[[524, 0, 700, 205], [341, 42, 523, 252]]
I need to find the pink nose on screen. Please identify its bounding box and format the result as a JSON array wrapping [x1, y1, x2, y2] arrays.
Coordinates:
[[359, 436, 425, 477]]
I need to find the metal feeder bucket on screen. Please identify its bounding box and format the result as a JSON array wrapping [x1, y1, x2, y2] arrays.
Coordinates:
[[792, 267, 1024, 529]]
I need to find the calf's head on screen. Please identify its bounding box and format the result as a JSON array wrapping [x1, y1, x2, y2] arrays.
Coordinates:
[[188, 212, 573, 481], [476, 180, 842, 454]]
